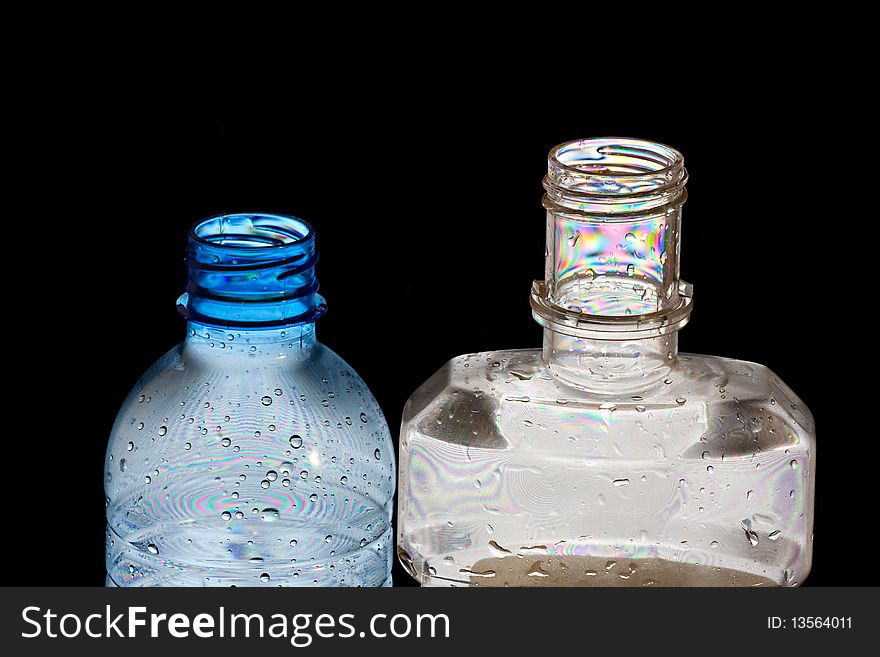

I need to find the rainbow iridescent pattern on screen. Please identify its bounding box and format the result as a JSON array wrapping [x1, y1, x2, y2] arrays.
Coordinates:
[[552, 213, 669, 316]]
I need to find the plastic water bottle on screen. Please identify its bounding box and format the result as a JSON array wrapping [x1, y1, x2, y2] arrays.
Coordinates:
[[105, 213, 395, 586]]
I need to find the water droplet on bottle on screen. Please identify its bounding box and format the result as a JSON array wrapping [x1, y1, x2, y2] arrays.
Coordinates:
[[126, 441, 134, 451], [260, 573, 270, 583], [184, 442, 191, 450], [147, 544, 159, 555], [526, 562, 547, 578], [374, 449, 381, 460], [324, 535, 332, 543], [260, 508, 279, 522], [710, 540, 719, 548], [675, 397, 686, 405], [360, 412, 368, 423], [220, 437, 231, 447], [260, 479, 270, 489], [790, 459, 799, 470], [266, 470, 278, 481], [289, 435, 303, 449], [768, 530, 781, 541], [360, 538, 368, 548], [612, 478, 630, 487], [261, 396, 272, 406], [626, 264, 635, 276], [221, 511, 232, 521], [119, 459, 127, 472], [488, 540, 512, 558]]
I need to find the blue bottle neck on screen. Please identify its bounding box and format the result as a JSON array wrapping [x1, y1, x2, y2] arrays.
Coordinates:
[[183, 321, 318, 361], [177, 213, 326, 329]]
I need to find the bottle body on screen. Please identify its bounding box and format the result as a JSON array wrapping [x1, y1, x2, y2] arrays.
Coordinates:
[[106, 325, 395, 586], [397, 347, 814, 586]]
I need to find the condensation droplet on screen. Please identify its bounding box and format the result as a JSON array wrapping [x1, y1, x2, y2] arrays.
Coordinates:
[[260, 508, 280, 522]]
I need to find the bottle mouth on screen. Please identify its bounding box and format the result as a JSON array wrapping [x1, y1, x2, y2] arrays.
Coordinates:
[[190, 213, 314, 251], [544, 137, 687, 215], [179, 213, 326, 328]]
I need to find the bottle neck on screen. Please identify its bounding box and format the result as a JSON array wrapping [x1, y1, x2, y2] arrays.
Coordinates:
[[183, 321, 318, 361], [543, 328, 678, 393], [533, 138, 690, 393], [177, 213, 326, 329]]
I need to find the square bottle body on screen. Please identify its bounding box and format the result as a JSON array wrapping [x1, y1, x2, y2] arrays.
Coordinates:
[[397, 349, 814, 586]]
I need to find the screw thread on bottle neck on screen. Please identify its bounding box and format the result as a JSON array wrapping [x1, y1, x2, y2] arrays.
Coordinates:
[[177, 213, 326, 329]]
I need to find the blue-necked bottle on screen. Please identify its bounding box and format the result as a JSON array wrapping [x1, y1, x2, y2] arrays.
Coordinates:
[[105, 213, 395, 586]]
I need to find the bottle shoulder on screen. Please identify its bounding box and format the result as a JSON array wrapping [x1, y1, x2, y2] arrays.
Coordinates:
[[402, 349, 814, 452], [108, 340, 393, 459]]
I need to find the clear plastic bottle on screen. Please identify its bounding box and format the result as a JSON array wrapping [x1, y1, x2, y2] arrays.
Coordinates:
[[105, 213, 395, 586], [397, 138, 815, 587]]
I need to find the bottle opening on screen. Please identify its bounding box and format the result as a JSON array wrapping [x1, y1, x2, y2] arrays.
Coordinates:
[[546, 137, 686, 200], [191, 213, 312, 250], [179, 213, 325, 328]]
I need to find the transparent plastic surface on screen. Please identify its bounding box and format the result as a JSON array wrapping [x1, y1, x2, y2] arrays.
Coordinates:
[[397, 139, 815, 586], [397, 349, 814, 587], [105, 214, 395, 586]]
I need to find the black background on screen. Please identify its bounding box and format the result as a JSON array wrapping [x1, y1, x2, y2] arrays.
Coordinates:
[[12, 43, 852, 586]]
